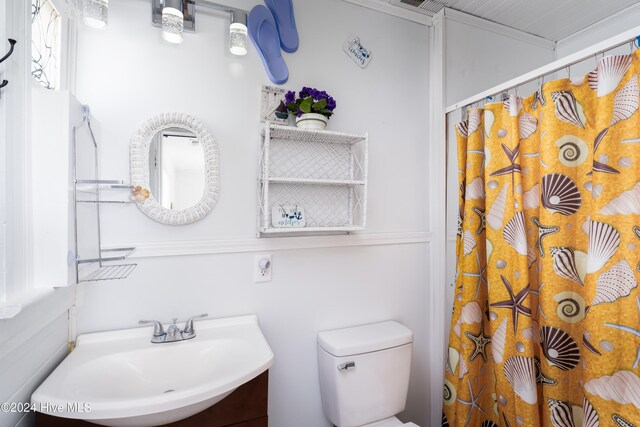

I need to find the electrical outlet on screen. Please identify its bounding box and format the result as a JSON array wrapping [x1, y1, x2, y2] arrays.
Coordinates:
[[254, 255, 272, 283]]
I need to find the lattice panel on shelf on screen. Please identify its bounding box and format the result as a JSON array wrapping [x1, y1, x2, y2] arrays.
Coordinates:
[[269, 139, 353, 180], [257, 124, 368, 235], [268, 183, 353, 227]]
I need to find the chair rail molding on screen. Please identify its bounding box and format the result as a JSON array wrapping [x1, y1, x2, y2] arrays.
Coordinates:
[[103, 231, 432, 259]]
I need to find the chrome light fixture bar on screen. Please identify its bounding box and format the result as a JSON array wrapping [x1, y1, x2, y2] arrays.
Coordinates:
[[151, 0, 248, 55]]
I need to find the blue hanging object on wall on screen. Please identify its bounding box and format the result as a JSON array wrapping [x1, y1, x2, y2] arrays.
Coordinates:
[[248, 5, 289, 85], [264, 0, 299, 53]]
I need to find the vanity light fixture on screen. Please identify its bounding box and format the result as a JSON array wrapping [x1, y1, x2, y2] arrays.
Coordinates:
[[82, 0, 108, 29], [151, 0, 248, 55]]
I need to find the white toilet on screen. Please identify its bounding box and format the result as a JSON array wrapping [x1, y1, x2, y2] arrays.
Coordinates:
[[317, 320, 419, 427]]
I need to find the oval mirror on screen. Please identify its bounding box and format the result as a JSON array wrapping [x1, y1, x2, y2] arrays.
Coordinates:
[[130, 113, 219, 225]]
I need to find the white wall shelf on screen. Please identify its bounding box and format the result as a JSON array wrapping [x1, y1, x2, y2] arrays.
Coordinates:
[[257, 124, 368, 237]]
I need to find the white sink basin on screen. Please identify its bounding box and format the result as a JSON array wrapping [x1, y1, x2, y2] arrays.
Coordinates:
[[31, 315, 274, 427]]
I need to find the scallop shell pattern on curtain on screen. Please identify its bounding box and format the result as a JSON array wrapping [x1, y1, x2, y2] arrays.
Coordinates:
[[443, 49, 640, 427]]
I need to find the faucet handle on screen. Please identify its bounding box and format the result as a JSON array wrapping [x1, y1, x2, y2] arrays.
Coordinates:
[[183, 313, 208, 335], [139, 320, 165, 337], [166, 318, 181, 338]]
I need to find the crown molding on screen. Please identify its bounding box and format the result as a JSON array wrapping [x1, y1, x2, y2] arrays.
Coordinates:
[[443, 8, 556, 51], [342, 0, 432, 26], [104, 231, 432, 259]]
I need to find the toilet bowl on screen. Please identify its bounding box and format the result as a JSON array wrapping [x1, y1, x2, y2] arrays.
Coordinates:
[[317, 320, 420, 427]]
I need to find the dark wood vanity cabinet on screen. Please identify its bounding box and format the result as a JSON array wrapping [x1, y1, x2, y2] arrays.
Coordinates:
[[36, 371, 269, 427]]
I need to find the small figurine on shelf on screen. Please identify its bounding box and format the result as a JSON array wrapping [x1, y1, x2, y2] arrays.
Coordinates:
[[284, 87, 336, 130], [131, 186, 150, 203], [274, 100, 289, 120]]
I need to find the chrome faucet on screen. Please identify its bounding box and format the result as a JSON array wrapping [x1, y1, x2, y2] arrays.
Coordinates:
[[139, 314, 208, 344]]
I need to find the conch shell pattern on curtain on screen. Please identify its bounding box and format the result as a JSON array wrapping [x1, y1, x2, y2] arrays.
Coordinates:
[[444, 51, 640, 427]]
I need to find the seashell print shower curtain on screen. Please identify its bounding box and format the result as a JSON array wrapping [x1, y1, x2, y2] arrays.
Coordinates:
[[443, 51, 640, 427]]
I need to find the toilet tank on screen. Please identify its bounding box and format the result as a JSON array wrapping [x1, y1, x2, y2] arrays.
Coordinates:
[[317, 321, 413, 427]]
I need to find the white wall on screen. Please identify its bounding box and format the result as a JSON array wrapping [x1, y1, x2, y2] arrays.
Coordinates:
[[555, 3, 640, 76], [75, 0, 430, 426], [444, 9, 556, 107]]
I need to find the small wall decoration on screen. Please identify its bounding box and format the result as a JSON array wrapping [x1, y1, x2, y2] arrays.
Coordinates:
[[272, 205, 305, 228], [343, 36, 372, 69], [261, 85, 289, 125]]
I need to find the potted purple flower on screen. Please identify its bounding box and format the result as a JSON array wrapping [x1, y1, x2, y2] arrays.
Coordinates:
[[281, 87, 336, 130]]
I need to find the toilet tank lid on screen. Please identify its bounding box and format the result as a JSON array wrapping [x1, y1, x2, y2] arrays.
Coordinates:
[[318, 321, 413, 357]]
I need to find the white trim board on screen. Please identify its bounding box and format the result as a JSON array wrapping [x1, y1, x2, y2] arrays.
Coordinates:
[[0, 286, 74, 359], [103, 231, 432, 259], [427, 10, 447, 427], [444, 8, 556, 51], [446, 23, 640, 113], [555, 1, 640, 53], [341, 0, 432, 25]]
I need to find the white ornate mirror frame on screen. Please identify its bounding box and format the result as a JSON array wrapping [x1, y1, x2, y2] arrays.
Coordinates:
[[130, 113, 219, 225]]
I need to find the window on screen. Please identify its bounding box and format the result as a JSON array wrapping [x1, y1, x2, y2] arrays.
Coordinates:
[[31, 0, 62, 90]]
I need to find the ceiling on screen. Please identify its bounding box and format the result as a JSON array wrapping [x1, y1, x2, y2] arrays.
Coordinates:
[[443, 0, 640, 41], [358, 0, 640, 41]]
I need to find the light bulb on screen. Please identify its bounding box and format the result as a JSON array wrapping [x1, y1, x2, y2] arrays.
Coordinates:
[[82, 0, 108, 29], [229, 22, 248, 56], [162, 5, 184, 44], [229, 10, 248, 56]]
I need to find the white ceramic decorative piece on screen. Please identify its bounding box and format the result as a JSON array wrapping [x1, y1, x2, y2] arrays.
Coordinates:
[[296, 113, 328, 130], [343, 35, 372, 68], [130, 113, 219, 225], [272, 205, 305, 228]]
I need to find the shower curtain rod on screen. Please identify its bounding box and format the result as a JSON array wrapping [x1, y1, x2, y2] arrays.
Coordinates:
[[445, 24, 640, 114]]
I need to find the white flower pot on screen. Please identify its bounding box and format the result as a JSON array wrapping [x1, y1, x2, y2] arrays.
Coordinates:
[[296, 113, 329, 130]]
